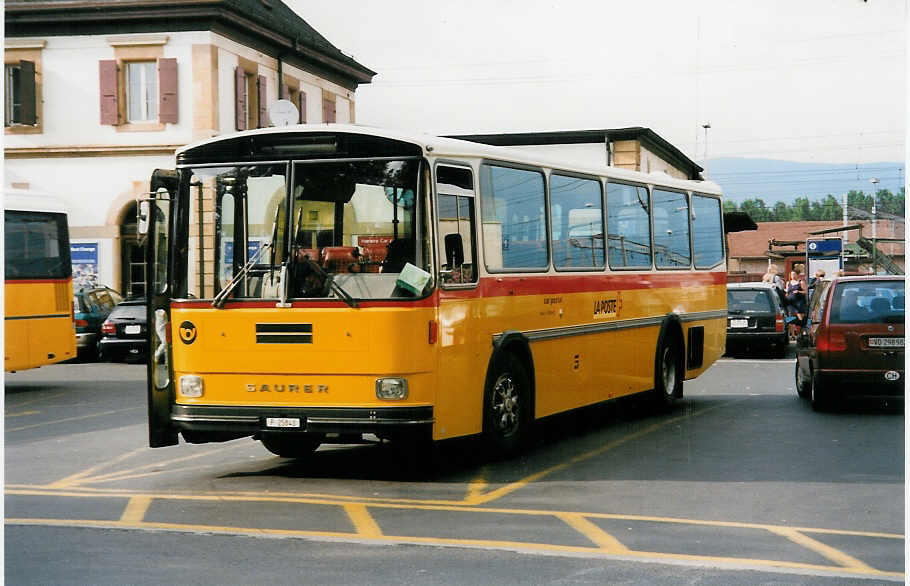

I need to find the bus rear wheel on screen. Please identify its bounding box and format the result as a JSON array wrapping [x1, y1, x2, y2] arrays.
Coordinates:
[[653, 334, 682, 409], [260, 433, 323, 458], [483, 353, 530, 458]]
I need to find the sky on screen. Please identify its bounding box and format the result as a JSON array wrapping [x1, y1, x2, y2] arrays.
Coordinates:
[[290, 0, 906, 171]]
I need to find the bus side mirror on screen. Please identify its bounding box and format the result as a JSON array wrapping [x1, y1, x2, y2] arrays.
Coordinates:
[[444, 233, 464, 267], [137, 200, 150, 237]]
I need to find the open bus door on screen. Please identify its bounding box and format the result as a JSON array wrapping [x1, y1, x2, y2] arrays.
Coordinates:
[[144, 169, 179, 447]]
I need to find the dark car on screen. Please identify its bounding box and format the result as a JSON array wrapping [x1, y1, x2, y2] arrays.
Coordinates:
[[73, 286, 122, 359], [795, 276, 904, 410], [726, 282, 788, 357], [97, 299, 148, 362]]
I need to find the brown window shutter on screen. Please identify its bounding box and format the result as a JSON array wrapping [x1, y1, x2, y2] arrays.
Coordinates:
[[298, 91, 306, 123], [235, 67, 247, 131], [279, 83, 289, 101], [322, 96, 336, 123], [99, 60, 119, 125], [158, 58, 178, 124], [18, 60, 37, 125], [257, 75, 267, 128]]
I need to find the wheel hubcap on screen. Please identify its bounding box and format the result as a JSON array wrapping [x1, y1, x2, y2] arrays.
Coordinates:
[[492, 373, 520, 436]]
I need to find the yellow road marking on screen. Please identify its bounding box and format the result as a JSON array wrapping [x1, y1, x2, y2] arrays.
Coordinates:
[[344, 504, 383, 538], [6, 392, 64, 409], [5, 410, 40, 418], [468, 399, 745, 505], [120, 496, 153, 523], [464, 469, 488, 502], [768, 527, 876, 572], [4, 517, 903, 580], [556, 512, 629, 553], [48, 447, 146, 489], [6, 485, 903, 541], [6, 406, 142, 432]]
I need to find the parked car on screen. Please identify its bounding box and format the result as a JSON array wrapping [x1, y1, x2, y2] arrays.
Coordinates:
[[795, 275, 905, 410], [97, 299, 147, 362], [726, 282, 788, 357], [73, 286, 122, 359]]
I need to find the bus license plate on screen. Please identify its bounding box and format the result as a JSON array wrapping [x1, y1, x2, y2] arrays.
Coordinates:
[[730, 319, 748, 328], [266, 417, 300, 428], [869, 337, 904, 348], [124, 325, 141, 334]]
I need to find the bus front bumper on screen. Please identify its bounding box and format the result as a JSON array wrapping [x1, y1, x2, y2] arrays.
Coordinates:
[[171, 405, 434, 436]]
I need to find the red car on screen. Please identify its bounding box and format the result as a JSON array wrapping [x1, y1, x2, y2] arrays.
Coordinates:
[[795, 276, 904, 409]]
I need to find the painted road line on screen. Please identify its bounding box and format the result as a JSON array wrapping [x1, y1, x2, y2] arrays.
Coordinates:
[[6, 406, 142, 432], [5, 392, 65, 410], [120, 496, 153, 523], [5, 517, 903, 581], [468, 398, 747, 505], [5, 410, 40, 418], [48, 447, 147, 489], [556, 512, 629, 553], [344, 504, 383, 538], [464, 469, 489, 502], [768, 527, 875, 572]]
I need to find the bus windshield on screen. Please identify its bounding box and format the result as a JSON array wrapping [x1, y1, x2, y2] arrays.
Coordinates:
[[179, 158, 430, 302]]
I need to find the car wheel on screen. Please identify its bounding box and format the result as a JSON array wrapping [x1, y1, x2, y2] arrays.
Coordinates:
[[810, 369, 827, 411], [260, 433, 323, 458], [483, 353, 531, 458], [653, 334, 683, 409], [795, 360, 810, 398]]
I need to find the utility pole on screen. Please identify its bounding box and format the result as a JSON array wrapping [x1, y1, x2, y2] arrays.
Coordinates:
[[870, 177, 879, 274], [702, 123, 711, 177]]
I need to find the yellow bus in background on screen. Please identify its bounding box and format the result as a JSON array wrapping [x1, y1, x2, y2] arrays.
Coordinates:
[[145, 125, 726, 457], [5, 189, 76, 371]]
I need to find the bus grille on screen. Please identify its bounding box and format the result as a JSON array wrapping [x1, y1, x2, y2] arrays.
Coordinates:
[[255, 323, 313, 344]]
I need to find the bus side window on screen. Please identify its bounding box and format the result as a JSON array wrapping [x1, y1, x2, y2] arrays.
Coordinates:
[[436, 165, 477, 285]]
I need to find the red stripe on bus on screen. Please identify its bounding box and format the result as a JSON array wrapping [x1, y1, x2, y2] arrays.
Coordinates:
[[170, 293, 439, 310], [478, 271, 725, 297]]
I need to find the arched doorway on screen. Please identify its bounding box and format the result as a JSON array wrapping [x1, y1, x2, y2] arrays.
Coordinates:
[[120, 202, 145, 298]]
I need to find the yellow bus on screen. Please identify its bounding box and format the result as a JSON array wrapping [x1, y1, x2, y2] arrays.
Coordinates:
[[4, 189, 77, 371], [145, 125, 726, 457]]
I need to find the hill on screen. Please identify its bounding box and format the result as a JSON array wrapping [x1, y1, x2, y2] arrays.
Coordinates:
[[707, 158, 904, 205]]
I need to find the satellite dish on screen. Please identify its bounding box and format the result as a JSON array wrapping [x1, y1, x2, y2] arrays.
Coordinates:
[[268, 99, 299, 127]]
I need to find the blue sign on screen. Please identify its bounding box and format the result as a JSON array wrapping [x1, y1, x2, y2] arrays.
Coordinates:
[[71, 242, 98, 289], [224, 240, 262, 264], [807, 238, 842, 254]]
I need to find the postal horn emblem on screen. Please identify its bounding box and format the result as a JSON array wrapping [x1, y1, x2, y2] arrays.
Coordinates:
[[179, 321, 197, 345]]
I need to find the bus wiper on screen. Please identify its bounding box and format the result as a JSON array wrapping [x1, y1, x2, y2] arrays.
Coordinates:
[[305, 259, 358, 308], [212, 240, 272, 308]]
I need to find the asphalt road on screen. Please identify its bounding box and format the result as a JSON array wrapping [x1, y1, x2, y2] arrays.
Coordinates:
[[4, 354, 904, 585]]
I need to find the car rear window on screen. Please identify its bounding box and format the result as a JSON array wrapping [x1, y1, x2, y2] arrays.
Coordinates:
[[110, 303, 146, 320], [829, 281, 905, 324], [727, 289, 773, 312]]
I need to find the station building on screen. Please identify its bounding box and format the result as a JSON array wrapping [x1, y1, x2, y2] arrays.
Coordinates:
[[4, 0, 374, 296]]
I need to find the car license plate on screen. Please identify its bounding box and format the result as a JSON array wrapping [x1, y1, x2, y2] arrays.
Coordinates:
[[266, 417, 300, 428], [869, 337, 904, 348], [124, 325, 141, 334], [730, 319, 748, 328]]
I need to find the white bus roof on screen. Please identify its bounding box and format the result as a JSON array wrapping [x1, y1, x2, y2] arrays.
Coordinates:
[[4, 187, 68, 214], [176, 123, 723, 196]]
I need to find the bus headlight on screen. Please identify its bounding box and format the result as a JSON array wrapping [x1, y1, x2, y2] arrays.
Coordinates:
[[180, 375, 204, 398], [375, 378, 408, 400]]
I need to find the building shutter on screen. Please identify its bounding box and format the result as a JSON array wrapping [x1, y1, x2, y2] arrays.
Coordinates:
[[18, 60, 36, 125], [279, 83, 289, 100], [158, 58, 178, 124], [234, 67, 246, 131], [322, 96, 335, 123], [257, 75, 267, 128], [99, 60, 119, 125], [298, 91, 306, 123]]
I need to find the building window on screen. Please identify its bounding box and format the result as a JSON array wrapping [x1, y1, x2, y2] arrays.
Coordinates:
[[126, 61, 158, 123], [99, 57, 177, 127], [5, 60, 36, 126]]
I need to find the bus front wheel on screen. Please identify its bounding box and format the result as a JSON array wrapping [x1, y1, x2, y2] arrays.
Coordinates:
[[483, 353, 530, 458], [260, 433, 323, 458]]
